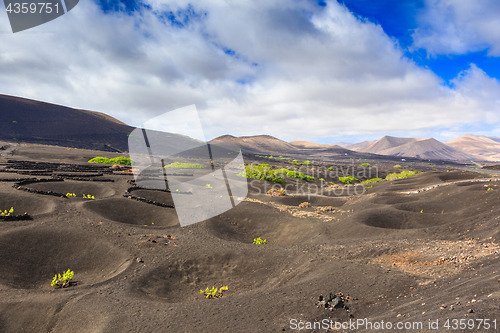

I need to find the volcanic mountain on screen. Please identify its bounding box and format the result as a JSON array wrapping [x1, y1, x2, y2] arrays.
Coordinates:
[[446, 134, 500, 162], [339, 140, 376, 150], [210, 135, 300, 154], [289, 141, 343, 149], [0, 94, 134, 152], [358, 136, 474, 161]]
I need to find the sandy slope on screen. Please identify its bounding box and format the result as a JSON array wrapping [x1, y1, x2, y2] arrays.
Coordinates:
[[447, 134, 500, 162]]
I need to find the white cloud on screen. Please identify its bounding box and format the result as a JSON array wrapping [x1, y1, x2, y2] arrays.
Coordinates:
[[0, 0, 500, 142], [412, 0, 500, 56]]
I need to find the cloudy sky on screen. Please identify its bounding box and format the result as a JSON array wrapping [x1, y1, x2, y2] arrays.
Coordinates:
[[1, 0, 500, 144]]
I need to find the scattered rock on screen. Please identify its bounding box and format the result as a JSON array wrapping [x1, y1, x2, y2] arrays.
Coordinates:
[[330, 296, 343, 309], [316, 292, 349, 310], [468, 309, 474, 313], [136, 258, 144, 263], [147, 235, 176, 245]]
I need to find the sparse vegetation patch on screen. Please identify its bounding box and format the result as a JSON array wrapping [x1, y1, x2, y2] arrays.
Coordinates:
[[0, 207, 14, 216], [51, 269, 74, 288], [385, 170, 421, 181], [253, 237, 267, 245], [88, 157, 132, 166], [290, 160, 312, 166], [164, 162, 204, 169], [200, 285, 228, 299], [238, 164, 286, 184], [361, 178, 384, 184], [339, 176, 359, 185]]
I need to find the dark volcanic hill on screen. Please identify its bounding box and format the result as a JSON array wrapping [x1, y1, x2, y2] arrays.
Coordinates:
[[209, 134, 405, 162], [0, 94, 134, 152]]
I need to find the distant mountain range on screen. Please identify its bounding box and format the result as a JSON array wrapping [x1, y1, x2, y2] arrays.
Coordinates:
[[209, 135, 379, 160], [334, 134, 500, 161], [1, 94, 500, 161]]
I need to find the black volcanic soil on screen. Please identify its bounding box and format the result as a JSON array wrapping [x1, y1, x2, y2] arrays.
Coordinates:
[[0, 144, 499, 333]]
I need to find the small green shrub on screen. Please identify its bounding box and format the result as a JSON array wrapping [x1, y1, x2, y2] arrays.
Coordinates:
[[88, 157, 111, 164], [109, 157, 132, 166], [253, 237, 267, 245], [487, 187, 494, 192], [88, 157, 132, 165], [359, 163, 371, 167], [385, 170, 421, 181], [393, 165, 402, 169], [339, 176, 359, 184], [238, 164, 286, 184], [276, 168, 314, 181], [239, 165, 315, 183], [0, 207, 14, 216], [290, 160, 312, 166], [51, 269, 74, 288], [164, 162, 204, 169], [365, 185, 373, 189], [200, 285, 228, 299], [361, 178, 384, 184]]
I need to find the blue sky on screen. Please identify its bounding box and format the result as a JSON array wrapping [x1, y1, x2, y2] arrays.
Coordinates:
[[1, 0, 500, 144], [342, 0, 500, 84]]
